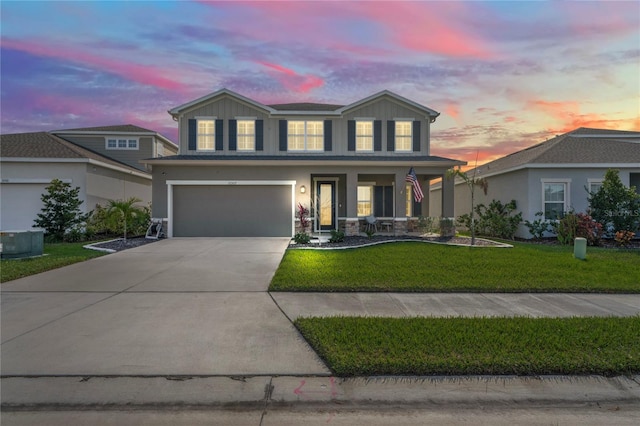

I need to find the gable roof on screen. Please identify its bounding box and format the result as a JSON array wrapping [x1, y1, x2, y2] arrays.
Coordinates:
[[51, 124, 177, 147], [168, 88, 440, 120], [0, 131, 150, 178], [468, 128, 640, 179]]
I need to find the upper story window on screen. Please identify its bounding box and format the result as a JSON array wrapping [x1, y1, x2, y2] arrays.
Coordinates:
[[237, 120, 255, 151], [156, 142, 164, 157], [542, 179, 570, 220], [288, 121, 323, 151], [356, 121, 373, 151], [106, 137, 138, 150], [395, 121, 413, 152], [197, 119, 216, 151]]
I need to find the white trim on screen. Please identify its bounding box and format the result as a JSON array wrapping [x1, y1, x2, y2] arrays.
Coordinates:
[[0, 178, 72, 184], [104, 136, 139, 150], [0, 157, 150, 180], [541, 178, 571, 219], [142, 158, 465, 168], [169, 89, 276, 117], [166, 180, 296, 238]]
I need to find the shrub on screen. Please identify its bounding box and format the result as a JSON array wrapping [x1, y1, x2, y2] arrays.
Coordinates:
[[33, 179, 89, 241], [576, 212, 603, 246], [524, 212, 550, 240], [297, 203, 310, 233], [615, 230, 635, 247], [551, 211, 578, 245], [417, 216, 439, 234], [293, 232, 311, 244], [459, 200, 522, 240], [329, 229, 345, 243], [588, 169, 640, 236]]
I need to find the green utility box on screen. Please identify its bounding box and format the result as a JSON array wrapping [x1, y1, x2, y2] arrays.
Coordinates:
[[0, 229, 44, 259]]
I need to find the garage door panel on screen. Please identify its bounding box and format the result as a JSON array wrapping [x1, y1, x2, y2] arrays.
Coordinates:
[[173, 185, 292, 237]]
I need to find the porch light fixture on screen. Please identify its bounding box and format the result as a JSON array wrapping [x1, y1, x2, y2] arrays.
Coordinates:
[[300, 185, 306, 194]]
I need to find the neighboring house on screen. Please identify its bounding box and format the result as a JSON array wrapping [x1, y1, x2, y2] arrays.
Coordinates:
[[429, 127, 640, 238], [0, 125, 177, 231], [141, 88, 465, 238]]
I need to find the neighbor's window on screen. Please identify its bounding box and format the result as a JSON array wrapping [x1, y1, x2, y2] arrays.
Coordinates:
[[288, 121, 323, 151], [356, 121, 373, 151], [237, 120, 255, 151], [543, 181, 568, 220], [588, 179, 603, 194], [357, 185, 373, 216], [406, 184, 413, 216], [395, 121, 412, 152], [106, 138, 138, 150], [197, 119, 215, 150]]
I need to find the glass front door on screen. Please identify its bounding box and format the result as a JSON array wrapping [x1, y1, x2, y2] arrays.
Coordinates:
[[316, 181, 336, 231]]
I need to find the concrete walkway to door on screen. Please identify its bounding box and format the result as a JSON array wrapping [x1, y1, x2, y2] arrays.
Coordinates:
[[1, 238, 329, 376]]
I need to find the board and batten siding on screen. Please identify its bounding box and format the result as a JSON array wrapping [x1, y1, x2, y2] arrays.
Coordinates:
[[179, 95, 432, 156]]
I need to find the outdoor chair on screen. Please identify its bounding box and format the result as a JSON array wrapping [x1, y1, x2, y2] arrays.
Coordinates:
[[364, 215, 378, 233]]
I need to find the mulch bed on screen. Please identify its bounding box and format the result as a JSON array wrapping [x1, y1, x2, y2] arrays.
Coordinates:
[[87, 237, 161, 252], [290, 235, 504, 249]]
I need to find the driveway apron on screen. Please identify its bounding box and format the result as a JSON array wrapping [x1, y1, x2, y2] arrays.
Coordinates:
[[1, 238, 330, 376]]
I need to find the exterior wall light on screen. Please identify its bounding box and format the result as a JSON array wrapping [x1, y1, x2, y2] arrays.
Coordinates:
[[300, 185, 306, 194]]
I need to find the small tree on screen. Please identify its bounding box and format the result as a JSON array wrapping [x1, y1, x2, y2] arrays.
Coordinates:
[[106, 197, 145, 241], [34, 179, 88, 241], [447, 159, 488, 245], [588, 169, 640, 236]]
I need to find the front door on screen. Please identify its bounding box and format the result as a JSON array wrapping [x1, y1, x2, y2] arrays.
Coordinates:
[[316, 181, 336, 231]]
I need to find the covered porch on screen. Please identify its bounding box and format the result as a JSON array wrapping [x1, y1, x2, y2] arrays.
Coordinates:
[[298, 166, 458, 237]]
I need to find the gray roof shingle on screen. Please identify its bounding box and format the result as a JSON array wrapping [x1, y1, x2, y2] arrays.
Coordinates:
[[471, 128, 640, 177], [0, 131, 147, 174], [52, 124, 157, 133]]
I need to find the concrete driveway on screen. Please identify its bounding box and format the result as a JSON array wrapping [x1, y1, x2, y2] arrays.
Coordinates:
[[1, 238, 329, 376]]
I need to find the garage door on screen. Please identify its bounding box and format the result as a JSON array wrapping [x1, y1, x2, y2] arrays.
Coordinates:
[[172, 184, 293, 237]]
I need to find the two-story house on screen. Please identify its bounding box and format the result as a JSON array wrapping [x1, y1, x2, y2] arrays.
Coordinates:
[[0, 125, 177, 231], [141, 89, 465, 238]]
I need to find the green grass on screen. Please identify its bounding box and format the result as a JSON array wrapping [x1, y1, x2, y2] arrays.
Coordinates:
[[295, 316, 640, 376], [270, 242, 640, 292], [0, 241, 108, 283]]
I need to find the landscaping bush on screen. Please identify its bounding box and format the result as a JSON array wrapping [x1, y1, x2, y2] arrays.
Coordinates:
[[551, 210, 604, 246], [33, 179, 89, 242], [523, 212, 550, 239], [588, 169, 640, 236], [329, 229, 345, 243], [86, 201, 150, 239], [293, 232, 311, 244], [458, 199, 522, 240]]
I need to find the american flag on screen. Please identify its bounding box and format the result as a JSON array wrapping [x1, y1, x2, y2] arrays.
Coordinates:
[[405, 167, 424, 202]]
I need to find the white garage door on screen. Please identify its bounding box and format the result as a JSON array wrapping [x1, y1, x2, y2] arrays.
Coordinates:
[[171, 183, 293, 237], [0, 183, 48, 230]]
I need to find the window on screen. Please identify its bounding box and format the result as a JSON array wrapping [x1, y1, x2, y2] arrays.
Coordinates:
[[106, 138, 138, 150], [395, 121, 412, 152], [288, 121, 323, 151], [543, 180, 569, 220], [406, 184, 413, 217], [588, 179, 603, 194], [197, 119, 215, 150], [356, 121, 373, 151], [237, 120, 255, 151], [357, 185, 373, 216]]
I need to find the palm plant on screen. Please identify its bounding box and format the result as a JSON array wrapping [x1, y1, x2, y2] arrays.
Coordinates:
[[106, 197, 144, 241]]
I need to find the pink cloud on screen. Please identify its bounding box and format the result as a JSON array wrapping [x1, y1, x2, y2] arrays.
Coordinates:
[[1, 38, 187, 92], [208, 1, 493, 59], [527, 99, 639, 134], [257, 61, 324, 93]]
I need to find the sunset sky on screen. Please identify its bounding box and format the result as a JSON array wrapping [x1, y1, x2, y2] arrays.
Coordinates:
[[1, 0, 639, 165]]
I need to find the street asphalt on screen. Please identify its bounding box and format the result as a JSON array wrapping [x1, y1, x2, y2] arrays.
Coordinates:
[[1, 237, 639, 424]]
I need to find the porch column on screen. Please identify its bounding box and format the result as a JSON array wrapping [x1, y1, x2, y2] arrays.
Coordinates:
[[345, 170, 359, 236], [394, 170, 408, 235], [441, 172, 455, 218]]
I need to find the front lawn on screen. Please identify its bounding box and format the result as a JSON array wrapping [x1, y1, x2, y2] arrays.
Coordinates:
[[270, 242, 640, 292], [295, 316, 640, 376], [0, 242, 107, 283]]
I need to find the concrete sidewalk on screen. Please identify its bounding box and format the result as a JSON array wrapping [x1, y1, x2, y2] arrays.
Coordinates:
[[271, 292, 640, 319]]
